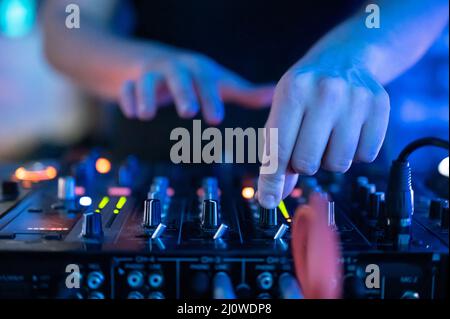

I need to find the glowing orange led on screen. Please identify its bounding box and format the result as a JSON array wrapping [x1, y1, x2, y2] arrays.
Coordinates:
[[46, 166, 57, 179], [14, 165, 57, 182], [95, 158, 111, 174], [241, 187, 255, 200]]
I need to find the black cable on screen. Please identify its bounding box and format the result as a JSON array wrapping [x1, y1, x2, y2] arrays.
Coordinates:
[[398, 137, 449, 162], [386, 137, 449, 246]]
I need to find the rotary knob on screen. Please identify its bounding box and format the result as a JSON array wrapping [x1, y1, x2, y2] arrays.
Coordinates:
[[201, 199, 219, 229], [359, 183, 376, 209], [368, 192, 385, 220], [429, 198, 448, 220], [143, 198, 162, 228], [81, 212, 103, 239], [440, 206, 449, 229], [259, 206, 278, 228], [1, 180, 19, 200]]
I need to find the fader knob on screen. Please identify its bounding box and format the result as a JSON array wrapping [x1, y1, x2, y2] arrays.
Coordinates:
[[429, 199, 448, 219], [143, 198, 161, 228], [201, 199, 219, 229], [259, 206, 278, 228], [81, 212, 103, 239]]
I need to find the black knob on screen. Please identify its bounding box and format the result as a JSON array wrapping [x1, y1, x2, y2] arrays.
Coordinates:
[[359, 183, 376, 209], [202, 199, 219, 229], [429, 199, 448, 219], [118, 155, 140, 187], [440, 206, 449, 229], [82, 212, 103, 239], [143, 199, 161, 228], [353, 176, 369, 200], [1, 181, 19, 200], [259, 206, 278, 228], [368, 192, 385, 219]]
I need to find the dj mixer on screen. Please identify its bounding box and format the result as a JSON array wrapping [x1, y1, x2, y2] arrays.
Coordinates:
[[0, 147, 448, 299]]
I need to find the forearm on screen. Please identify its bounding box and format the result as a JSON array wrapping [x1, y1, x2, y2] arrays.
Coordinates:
[[298, 0, 449, 85], [42, 1, 175, 100]]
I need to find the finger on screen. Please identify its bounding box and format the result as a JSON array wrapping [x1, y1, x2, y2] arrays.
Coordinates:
[[322, 88, 367, 172], [119, 80, 137, 118], [322, 122, 361, 173], [355, 91, 390, 162], [194, 75, 225, 125], [290, 79, 346, 175], [257, 74, 307, 209], [282, 168, 299, 199], [164, 67, 200, 118], [136, 72, 161, 120], [220, 71, 275, 108]]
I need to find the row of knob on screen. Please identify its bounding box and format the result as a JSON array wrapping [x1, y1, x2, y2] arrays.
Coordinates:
[[354, 176, 449, 229], [142, 176, 287, 239]]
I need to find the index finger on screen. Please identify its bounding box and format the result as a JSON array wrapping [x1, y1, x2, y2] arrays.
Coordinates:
[[257, 74, 306, 208]]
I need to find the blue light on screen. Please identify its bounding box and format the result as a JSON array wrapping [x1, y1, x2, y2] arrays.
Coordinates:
[[0, 0, 36, 38]]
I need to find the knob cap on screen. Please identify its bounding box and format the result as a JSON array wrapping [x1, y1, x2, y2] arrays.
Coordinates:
[[143, 199, 161, 228], [353, 176, 369, 200], [259, 206, 278, 228], [57, 176, 76, 200], [118, 155, 140, 187], [359, 183, 376, 209], [202, 177, 219, 200], [279, 273, 303, 299], [82, 212, 103, 239], [1, 181, 19, 200], [202, 199, 219, 229], [429, 199, 448, 219], [212, 272, 236, 299]]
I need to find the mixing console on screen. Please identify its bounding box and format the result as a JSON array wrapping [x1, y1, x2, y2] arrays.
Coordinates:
[[0, 149, 448, 299]]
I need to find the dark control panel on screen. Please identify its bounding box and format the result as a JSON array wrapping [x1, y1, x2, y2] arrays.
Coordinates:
[[0, 151, 448, 299]]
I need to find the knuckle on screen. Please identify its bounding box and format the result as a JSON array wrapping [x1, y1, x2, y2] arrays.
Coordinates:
[[352, 86, 372, 101], [318, 77, 346, 102], [275, 71, 309, 102], [374, 90, 390, 111], [283, 71, 307, 91]]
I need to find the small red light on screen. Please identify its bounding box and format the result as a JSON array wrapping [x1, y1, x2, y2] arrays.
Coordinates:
[[290, 188, 303, 199]]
